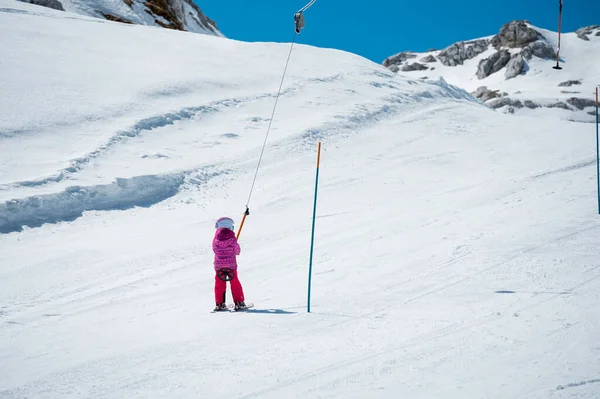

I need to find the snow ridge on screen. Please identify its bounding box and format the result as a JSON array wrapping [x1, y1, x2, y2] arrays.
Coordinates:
[[0, 167, 226, 234]]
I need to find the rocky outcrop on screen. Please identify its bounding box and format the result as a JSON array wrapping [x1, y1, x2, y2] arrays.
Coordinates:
[[437, 39, 489, 66], [382, 52, 417, 69], [558, 80, 582, 87], [145, 0, 186, 30], [102, 13, 133, 23], [472, 86, 501, 102], [401, 63, 428, 71], [183, 0, 219, 32], [24, 0, 222, 35], [490, 20, 542, 49], [120, 0, 220, 33], [477, 50, 511, 79], [524, 100, 540, 109], [521, 40, 556, 60], [547, 102, 571, 110], [566, 97, 596, 110], [381, 20, 596, 123], [505, 54, 526, 79], [17, 0, 64, 11], [488, 97, 524, 109], [576, 25, 600, 41]]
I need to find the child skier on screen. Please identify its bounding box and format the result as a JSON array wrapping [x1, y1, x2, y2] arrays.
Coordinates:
[[212, 217, 247, 311]]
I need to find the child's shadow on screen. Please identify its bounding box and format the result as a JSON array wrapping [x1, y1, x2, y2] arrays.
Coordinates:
[[244, 308, 296, 315]]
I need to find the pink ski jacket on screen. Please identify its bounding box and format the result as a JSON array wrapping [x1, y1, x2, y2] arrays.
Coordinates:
[[212, 228, 241, 270]]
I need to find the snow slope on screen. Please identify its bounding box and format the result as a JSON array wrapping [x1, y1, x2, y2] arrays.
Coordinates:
[[384, 21, 600, 123], [1, 2, 600, 398]]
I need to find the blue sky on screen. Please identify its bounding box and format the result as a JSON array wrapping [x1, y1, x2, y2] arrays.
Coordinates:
[[198, 0, 599, 63]]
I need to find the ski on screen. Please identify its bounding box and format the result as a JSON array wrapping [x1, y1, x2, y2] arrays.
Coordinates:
[[228, 302, 254, 311], [211, 302, 254, 313], [211, 308, 232, 313]]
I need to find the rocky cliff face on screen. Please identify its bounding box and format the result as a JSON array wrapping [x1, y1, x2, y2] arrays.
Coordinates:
[[383, 21, 600, 123], [17, 0, 222, 36], [383, 21, 555, 81], [18, 0, 64, 11]]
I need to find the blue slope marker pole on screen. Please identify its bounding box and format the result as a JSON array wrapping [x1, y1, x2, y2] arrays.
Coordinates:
[[596, 87, 600, 215], [308, 141, 321, 313]]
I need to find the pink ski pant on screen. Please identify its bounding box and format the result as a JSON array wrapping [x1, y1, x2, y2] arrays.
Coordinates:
[[214, 270, 245, 304]]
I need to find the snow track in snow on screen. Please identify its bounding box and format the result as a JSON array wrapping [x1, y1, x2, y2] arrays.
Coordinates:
[[0, 167, 226, 234]]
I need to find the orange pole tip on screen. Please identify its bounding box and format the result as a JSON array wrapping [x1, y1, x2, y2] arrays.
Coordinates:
[[316, 141, 322, 168], [236, 212, 248, 240]]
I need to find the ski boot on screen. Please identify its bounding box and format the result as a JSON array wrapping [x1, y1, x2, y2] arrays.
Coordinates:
[[234, 301, 248, 311], [213, 303, 228, 312]]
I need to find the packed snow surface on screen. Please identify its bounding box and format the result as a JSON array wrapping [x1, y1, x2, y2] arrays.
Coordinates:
[[1, 1, 599, 398]]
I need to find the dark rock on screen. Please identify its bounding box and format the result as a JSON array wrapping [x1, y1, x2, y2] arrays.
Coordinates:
[[505, 54, 526, 79], [146, 0, 184, 30], [102, 13, 133, 23], [383, 52, 417, 68], [520, 46, 533, 60], [17, 0, 64, 11], [491, 20, 542, 49], [472, 86, 501, 102], [566, 97, 596, 110], [524, 100, 539, 109], [438, 39, 489, 66], [576, 25, 599, 41], [488, 97, 524, 109], [558, 80, 582, 87], [546, 102, 571, 110], [527, 41, 556, 59], [477, 50, 511, 79], [144, 0, 219, 32], [420, 55, 437, 63], [401, 63, 428, 71]]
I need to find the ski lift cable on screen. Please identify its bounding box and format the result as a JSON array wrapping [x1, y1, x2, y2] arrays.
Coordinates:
[[237, 0, 317, 239]]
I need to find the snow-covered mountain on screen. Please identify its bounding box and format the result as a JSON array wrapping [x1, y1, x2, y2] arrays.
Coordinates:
[[17, 0, 222, 35], [2, 2, 600, 398], [383, 20, 600, 123]]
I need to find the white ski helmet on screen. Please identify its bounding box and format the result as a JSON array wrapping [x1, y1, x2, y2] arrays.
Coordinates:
[[215, 217, 235, 231]]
